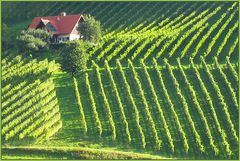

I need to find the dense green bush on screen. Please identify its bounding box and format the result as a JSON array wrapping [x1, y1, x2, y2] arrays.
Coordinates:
[[2, 23, 12, 50], [59, 40, 90, 76], [16, 29, 52, 55], [78, 15, 102, 44]]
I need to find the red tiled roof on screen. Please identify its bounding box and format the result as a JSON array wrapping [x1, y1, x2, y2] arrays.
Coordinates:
[[28, 14, 83, 35]]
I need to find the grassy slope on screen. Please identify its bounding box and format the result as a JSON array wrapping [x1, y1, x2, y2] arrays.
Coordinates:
[[2, 146, 167, 160]]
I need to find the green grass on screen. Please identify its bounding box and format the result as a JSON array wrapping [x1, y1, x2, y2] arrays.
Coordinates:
[[2, 146, 168, 160]]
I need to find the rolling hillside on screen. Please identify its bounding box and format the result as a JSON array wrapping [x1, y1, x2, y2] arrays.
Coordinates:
[[1, 1, 239, 159], [2, 2, 238, 65]]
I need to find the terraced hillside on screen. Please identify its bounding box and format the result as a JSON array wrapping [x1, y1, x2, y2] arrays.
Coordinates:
[[1, 1, 239, 160]]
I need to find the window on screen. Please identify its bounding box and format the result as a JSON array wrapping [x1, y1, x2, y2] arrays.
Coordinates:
[[46, 23, 57, 32]]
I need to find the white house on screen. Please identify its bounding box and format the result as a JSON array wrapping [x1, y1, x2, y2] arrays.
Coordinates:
[[28, 12, 84, 43]]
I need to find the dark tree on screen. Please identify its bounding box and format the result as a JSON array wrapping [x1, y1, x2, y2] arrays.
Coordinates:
[[2, 23, 11, 50], [17, 29, 52, 55], [78, 15, 102, 44], [59, 40, 90, 76]]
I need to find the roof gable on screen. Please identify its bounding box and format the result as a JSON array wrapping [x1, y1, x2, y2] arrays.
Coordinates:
[[28, 14, 83, 35]]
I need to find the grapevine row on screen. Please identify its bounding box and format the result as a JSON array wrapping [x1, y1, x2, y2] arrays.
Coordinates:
[[93, 62, 117, 140], [128, 60, 161, 150], [73, 77, 88, 133], [190, 58, 232, 156], [116, 60, 146, 148], [201, 56, 238, 143], [153, 58, 189, 152], [105, 61, 131, 143], [85, 73, 103, 137], [176, 59, 218, 154], [141, 60, 174, 151]]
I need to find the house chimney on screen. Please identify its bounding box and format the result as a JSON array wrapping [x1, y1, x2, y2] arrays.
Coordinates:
[[60, 12, 66, 16]]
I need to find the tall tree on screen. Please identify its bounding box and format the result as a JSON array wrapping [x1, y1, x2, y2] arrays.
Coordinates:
[[59, 40, 90, 76], [2, 23, 11, 50], [78, 15, 102, 44]]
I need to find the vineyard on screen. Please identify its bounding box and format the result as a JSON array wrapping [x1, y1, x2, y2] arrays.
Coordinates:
[[2, 2, 239, 66], [41, 59, 238, 159], [1, 52, 62, 144], [1, 1, 239, 160]]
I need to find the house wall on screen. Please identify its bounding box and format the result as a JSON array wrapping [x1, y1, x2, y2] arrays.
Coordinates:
[[56, 34, 80, 43], [54, 17, 83, 43], [69, 25, 81, 40], [70, 19, 82, 38], [69, 34, 80, 41], [71, 25, 79, 35], [57, 35, 70, 43]]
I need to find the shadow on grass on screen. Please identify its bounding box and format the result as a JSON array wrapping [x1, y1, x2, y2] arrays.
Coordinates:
[[46, 73, 160, 156]]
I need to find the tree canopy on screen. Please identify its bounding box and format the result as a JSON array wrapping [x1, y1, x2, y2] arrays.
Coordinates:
[[78, 15, 102, 44], [2, 23, 11, 50], [17, 29, 52, 55], [59, 40, 90, 76]]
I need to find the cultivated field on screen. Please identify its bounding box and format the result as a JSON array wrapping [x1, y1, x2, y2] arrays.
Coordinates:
[[1, 2, 239, 159], [2, 52, 62, 143]]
